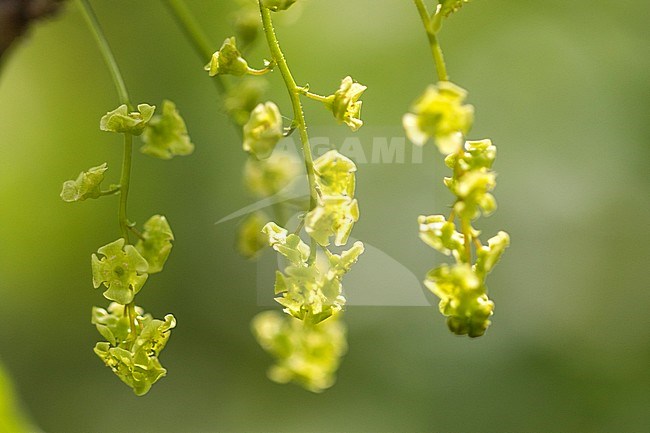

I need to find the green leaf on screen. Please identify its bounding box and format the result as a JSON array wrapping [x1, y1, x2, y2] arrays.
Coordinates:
[[100, 104, 155, 135], [91, 238, 149, 304], [135, 215, 174, 274], [140, 100, 194, 160], [60, 163, 109, 202]]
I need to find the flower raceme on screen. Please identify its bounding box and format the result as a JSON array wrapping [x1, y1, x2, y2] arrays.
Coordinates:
[[62, 99, 192, 395], [405, 0, 509, 338]]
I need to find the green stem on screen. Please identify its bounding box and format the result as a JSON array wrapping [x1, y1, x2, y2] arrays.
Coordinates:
[[76, 0, 131, 107], [258, 2, 319, 262], [162, 0, 227, 94], [118, 134, 133, 243], [413, 0, 449, 82]]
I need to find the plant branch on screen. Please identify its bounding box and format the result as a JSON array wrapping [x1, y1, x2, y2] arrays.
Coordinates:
[[258, 2, 319, 263], [76, 0, 131, 107], [413, 0, 449, 82]]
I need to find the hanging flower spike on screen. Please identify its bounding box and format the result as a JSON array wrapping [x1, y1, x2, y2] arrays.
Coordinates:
[[251, 310, 347, 393], [140, 100, 194, 160], [135, 215, 174, 274], [243, 102, 284, 160], [243, 151, 301, 198], [100, 103, 155, 136], [403, 81, 473, 154], [262, 0, 297, 12], [313, 150, 356, 197], [205, 37, 250, 76], [324, 76, 367, 132], [60, 163, 110, 202], [91, 238, 149, 305], [425, 263, 494, 337]]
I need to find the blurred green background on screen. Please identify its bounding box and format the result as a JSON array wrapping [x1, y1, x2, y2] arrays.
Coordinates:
[[1, 0, 649, 432]]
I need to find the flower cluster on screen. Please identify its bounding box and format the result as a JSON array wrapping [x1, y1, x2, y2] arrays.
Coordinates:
[[405, 1, 509, 337], [263, 222, 364, 323], [92, 303, 176, 396], [251, 310, 347, 393]]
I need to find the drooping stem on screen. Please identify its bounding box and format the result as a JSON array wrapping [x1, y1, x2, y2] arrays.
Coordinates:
[[413, 0, 449, 82], [77, 0, 136, 246], [76, 0, 131, 107], [118, 133, 133, 242], [162, 0, 227, 94], [258, 2, 319, 262]]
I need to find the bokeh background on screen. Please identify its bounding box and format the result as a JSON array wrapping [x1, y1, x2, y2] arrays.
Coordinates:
[[1, 0, 649, 432]]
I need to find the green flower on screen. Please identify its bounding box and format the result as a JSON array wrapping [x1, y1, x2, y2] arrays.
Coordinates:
[[262, 0, 297, 12], [439, 0, 471, 17], [135, 215, 174, 274], [325, 76, 367, 132], [237, 211, 270, 259], [425, 263, 494, 337], [314, 150, 357, 197], [263, 222, 310, 265], [140, 100, 194, 159], [244, 151, 301, 198], [91, 238, 149, 305], [444, 139, 496, 172], [60, 163, 109, 202], [305, 196, 359, 247], [225, 78, 268, 126], [475, 231, 510, 277], [446, 170, 497, 219], [403, 81, 473, 154], [252, 310, 347, 393], [100, 104, 155, 136], [243, 102, 283, 160], [205, 37, 250, 76], [418, 214, 465, 259], [93, 310, 176, 396]]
